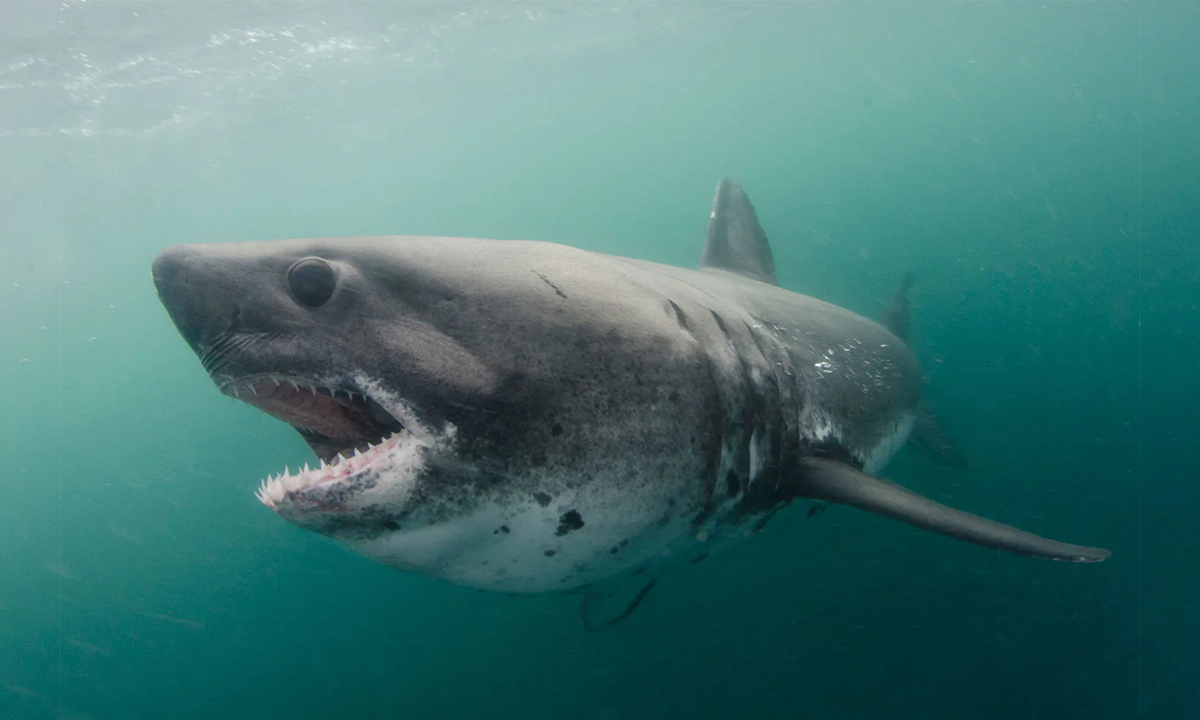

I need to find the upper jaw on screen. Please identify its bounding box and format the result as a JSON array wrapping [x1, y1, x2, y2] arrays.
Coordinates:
[[219, 373, 372, 409], [219, 373, 406, 464]]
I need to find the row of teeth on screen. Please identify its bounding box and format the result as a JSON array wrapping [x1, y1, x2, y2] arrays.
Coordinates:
[[255, 431, 403, 509], [228, 375, 363, 401]]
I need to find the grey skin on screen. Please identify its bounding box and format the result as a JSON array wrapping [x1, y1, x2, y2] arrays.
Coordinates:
[[152, 179, 1109, 629]]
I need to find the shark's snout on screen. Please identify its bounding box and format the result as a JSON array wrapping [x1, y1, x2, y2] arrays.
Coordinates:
[[150, 244, 187, 294], [152, 244, 243, 355]]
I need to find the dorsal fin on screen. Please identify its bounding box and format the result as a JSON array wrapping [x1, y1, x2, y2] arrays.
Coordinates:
[[699, 178, 778, 285], [882, 271, 916, 343]]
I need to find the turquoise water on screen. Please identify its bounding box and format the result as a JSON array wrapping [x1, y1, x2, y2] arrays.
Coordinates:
[[2, 2, 1195, 718]]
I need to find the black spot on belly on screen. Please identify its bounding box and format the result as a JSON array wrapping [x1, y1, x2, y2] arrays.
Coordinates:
[[383, 520, 401, 531], [556, 510, 585, 536], [725, 470, 740, 497], [534, 492, 553, 507], [633, 566, 647, 575], [690, 553, 709, 565], [551, 423, 563, 437], [493, 524, 511, 535], [609, 546, 620, 554], [544, 550, 556, 557], [620, 539, 629, 547]]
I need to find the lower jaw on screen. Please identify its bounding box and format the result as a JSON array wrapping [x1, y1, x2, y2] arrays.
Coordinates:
[[256, 430, 406, 509]]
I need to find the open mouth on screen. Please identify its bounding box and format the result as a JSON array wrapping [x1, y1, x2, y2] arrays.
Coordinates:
[[222, 375, 407, 507]]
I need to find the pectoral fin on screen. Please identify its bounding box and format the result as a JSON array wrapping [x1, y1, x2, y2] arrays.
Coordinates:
[[796, 458, 1110, 563]]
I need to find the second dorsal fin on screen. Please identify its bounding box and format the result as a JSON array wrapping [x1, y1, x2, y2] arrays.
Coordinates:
[[699, 178, 777, 285]]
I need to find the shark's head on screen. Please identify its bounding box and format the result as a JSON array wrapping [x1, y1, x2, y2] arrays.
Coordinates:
[[152, 236, 717, 582]]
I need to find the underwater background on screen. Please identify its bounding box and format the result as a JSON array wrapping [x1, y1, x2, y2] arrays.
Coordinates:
[[1, 2, 1196, 718]]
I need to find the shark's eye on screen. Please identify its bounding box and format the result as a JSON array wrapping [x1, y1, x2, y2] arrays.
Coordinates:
[[288, 258, 336, 307]]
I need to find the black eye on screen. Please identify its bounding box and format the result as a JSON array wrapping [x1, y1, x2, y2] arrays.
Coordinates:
[[287, 257, 336, 307]]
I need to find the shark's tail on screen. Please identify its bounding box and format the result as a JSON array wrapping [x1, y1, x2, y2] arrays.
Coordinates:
[[884, 273, 967, 468]]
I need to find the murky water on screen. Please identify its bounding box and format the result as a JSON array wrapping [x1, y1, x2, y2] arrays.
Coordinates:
[[2, 2, 1195, 718]]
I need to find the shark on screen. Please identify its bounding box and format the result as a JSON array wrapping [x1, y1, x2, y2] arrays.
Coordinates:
[[151, 179, 1109, 629]]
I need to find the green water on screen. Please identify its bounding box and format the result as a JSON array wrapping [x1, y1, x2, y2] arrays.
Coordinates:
[[2, 2, 1195, 718]]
